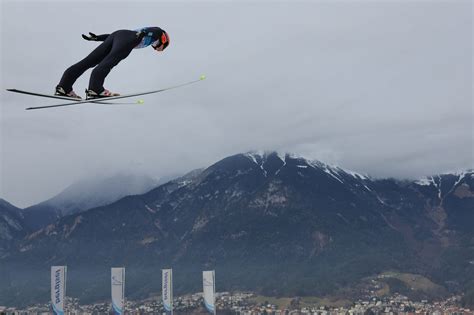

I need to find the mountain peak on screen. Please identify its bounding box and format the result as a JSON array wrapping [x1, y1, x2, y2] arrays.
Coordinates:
[[242, 151, 370, 182]]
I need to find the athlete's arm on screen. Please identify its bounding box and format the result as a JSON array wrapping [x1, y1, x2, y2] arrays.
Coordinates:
[[81, 32, 109, 41]]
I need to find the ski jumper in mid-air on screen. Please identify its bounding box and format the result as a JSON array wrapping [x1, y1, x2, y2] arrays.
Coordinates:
[[55, 27, 170, 99]]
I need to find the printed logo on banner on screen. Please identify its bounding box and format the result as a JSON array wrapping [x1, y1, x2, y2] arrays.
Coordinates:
[[112, 275, 123, 286], [163, 271, 169, 300], [54, 269, 62, 304]]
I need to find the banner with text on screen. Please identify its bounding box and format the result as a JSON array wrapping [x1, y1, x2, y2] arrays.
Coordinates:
[[162, 269, 173, 315], [51, 266, 67, 315], [111, 267, 125, 315], [203, 270, 216, 314]]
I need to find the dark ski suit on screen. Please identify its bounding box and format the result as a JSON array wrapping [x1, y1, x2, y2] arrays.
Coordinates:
[[57, 27, 166, 94]]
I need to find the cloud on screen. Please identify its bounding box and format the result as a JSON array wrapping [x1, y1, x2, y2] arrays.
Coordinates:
[[1, 0, 472, 207]]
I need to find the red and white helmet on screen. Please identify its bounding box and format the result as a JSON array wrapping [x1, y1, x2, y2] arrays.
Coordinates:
[[152, 30, 170, 50]]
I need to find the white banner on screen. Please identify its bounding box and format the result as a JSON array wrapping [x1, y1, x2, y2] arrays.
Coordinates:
[[162, 269, 173, 315], [51, 266, 67, 315], [202, 270, 216, 314], [111, 267, 125, 315]]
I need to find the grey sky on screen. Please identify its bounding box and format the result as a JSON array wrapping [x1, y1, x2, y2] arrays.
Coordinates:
[[1, 0, 472, 208]]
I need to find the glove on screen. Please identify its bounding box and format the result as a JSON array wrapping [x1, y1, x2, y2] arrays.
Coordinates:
[[82, 32, 99, 41]]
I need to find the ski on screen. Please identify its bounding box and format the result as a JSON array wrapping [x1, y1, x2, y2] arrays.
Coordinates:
[[7, 76, 205, 110], [8, 89, 102, 102], [6, 89, 148, 106], [4, 89, 129, 106]]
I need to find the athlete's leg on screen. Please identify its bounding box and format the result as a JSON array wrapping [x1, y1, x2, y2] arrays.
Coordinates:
[[88, 30, 140, 94], [57, 34, 115, 93]]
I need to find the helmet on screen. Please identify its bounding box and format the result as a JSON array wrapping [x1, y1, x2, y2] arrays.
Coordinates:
[[152, 30, 170, 50]]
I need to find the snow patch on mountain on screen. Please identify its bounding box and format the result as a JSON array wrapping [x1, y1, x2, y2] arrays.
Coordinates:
[[245, 152, 268, 177], [415, 177, 435, 186], [344, 170, 370, 180]]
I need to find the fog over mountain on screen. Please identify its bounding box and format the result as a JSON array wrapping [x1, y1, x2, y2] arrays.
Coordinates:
[[21, 172, 164, 230]]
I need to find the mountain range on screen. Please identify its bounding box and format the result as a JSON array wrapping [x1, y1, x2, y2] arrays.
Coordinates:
[[0, 152, 473, 306]]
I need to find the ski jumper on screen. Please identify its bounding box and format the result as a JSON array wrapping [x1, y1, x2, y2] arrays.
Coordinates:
[[57, 27, 166, 94]]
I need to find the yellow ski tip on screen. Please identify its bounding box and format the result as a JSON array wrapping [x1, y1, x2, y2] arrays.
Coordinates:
[[200, 75, 206, 80]]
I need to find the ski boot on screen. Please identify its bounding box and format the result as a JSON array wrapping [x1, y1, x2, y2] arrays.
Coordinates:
[[86, 88, 120, 99], [55, 86, 82, 99]]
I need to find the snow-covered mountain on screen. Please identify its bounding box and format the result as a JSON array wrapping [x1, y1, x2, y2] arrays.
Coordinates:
[[2, 151, 472, 305], [414, 171, 474, 200]]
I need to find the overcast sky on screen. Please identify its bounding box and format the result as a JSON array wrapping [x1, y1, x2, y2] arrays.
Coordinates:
[[1, 0, 472, 208]]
